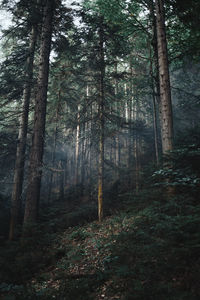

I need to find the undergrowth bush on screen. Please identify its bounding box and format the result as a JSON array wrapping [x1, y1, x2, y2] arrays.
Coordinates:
[[1, 184, 200, 299], [152, 145, 200, 193], [99, 193, 200, 300]]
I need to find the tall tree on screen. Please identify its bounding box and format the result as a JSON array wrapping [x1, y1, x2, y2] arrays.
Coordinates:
[[97, 18, 105, 222], [155, 0, 173, 154], [23, 0, 55, 226], [9, 24, 38, 240]]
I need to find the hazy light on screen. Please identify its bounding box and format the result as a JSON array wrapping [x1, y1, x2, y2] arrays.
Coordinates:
[[0, 9, 12, 38]]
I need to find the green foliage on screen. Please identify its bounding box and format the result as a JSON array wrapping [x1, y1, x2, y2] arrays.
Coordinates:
[[152, 145, 200, 190], [1, 187, 200, 299], [68, 227, 91, 241], [93, 192, 200, 299]]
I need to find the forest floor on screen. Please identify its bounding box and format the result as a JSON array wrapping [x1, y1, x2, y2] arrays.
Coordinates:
[[0, 188, 200, 299]]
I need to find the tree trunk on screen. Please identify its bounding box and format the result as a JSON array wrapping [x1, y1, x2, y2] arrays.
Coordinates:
[[47, 87, 61, 204], [98, 20, 105, 222], [155, 0, 173, 154], [114, 62, 120, 176], [23, 0, 55, 226], [149, 44, 159, 165], [9, 25, 37, 240], [133, 95, 140, 194], [58, 160, 64, 201], [80, 121, 86, 195], [47, 111, 58, 204], [151, 82, 159, 164], [75, 104, 81, 185]]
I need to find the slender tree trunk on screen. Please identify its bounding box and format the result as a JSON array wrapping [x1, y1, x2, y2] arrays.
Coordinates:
[[75, 105, 81, 185], [114, 62, 120, 176], [58, 160, 64, 201], [134, 96, 140, 193], [79, 114, 86, 196], [148, 1, 162, 120], [86, 84, 92, 189], [128, 90, 133, 188], [89, 102, 93, 197], [130, 64, 135, 189], [47, 87, 61, 203], [98, 20, 105, 222], [124, 83, 129, 122], [124, 83, 128, 168], [23, 0, 55, 226], [134, 131, 140, 193], [9, 25, 37, 240], [149, 45, 159, 165], [47, 112, 58, 204], [155, 0, 173, 154], [152, 83, 159, 164]]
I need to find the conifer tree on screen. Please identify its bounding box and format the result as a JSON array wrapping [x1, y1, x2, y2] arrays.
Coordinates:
[[155, 0, 173, 154], [23, 0, 55, 226], [9, 0, 41, 240]]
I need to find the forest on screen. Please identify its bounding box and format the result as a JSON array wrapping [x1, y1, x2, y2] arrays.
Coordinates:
[[0, 0, 200, 299]]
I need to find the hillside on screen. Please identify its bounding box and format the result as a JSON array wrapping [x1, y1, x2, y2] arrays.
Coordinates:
[[1, 187, 200, 300]]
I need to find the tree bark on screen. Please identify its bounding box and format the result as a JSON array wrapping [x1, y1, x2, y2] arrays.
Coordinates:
[[9, 25, 37, 240], [75, 104, 81, 185], [114, 62, 120, 176], [155, 0, 173, 154], [149, 44, 159, 165], [23, 0, 55, 226], [98, 20, 105, 222]]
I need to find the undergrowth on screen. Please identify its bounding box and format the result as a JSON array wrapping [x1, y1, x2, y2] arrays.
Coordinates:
[[0, 188, 200, 299]]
